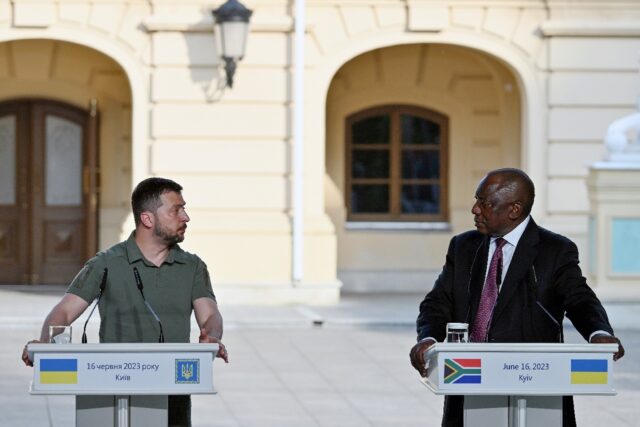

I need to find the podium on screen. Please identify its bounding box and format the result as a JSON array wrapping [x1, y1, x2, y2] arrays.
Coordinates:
[[423, 343, 618, 427], [27, 343, 219, 427]]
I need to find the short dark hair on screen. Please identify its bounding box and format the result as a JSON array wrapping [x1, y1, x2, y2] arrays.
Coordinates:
[[131, 177, 183, 226], [487, 168, 535, 216]]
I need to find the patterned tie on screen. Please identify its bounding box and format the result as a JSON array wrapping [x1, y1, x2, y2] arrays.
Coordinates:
[[470, 237, 507, 342]]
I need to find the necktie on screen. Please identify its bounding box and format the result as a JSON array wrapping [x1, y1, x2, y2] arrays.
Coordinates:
[[470, 237, 507, 342]]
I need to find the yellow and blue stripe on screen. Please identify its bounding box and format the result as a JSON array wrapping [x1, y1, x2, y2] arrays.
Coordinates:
[[571, 359, 608, 384], [40, 359, 78, 384]]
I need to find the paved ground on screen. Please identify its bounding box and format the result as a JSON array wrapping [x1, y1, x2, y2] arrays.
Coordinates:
[[1, 286, 639, 426]]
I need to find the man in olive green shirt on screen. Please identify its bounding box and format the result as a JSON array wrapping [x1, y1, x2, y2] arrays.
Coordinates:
[[68, 231, 216, 344], [22, 177, 227, 427]]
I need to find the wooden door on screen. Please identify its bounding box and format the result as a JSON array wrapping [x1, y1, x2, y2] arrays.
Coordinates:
[[0, 102, 29, 283], [0, 100, 98, 284]]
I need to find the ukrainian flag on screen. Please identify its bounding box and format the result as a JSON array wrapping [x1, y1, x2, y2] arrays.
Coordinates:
[[571, 359, 608, 384], [40, 359, 78, 384]]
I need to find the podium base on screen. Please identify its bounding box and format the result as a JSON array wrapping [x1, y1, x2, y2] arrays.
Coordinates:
[[76, 395, 168, 427], [464, 396, 562, 427]]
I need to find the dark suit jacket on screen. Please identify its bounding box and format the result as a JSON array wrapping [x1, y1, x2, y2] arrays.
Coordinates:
[[416, 218, 614, 427]]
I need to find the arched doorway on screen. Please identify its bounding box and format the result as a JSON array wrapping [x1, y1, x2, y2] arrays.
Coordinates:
[[0, 100, 97, 284], [0, 39, 132, 285], [325, 43, 522, 292]]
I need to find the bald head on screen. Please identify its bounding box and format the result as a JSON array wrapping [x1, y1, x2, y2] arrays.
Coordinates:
[[485, 168, 535, 217], [471, 168, 535, 236]]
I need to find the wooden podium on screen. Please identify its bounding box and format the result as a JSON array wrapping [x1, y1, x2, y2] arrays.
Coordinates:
[[423, 343, 618, 427], [28, 343, 219, 427]]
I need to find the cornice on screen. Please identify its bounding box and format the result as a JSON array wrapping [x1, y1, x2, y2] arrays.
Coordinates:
[[142, 14, 293, 33], [541, 20, 640, 37]]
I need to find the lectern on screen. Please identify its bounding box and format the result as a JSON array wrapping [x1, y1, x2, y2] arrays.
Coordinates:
[[423, 343, 618, 427], [28, 343, 219, 427]]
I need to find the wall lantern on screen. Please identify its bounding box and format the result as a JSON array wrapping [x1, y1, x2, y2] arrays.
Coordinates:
[[212, 0, 253, 88]]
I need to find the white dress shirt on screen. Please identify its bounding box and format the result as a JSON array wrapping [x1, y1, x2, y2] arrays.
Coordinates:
[[486, 216, 530, 290]]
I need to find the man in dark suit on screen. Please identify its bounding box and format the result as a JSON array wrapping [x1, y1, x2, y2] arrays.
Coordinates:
[[409, 168, 624, 427]]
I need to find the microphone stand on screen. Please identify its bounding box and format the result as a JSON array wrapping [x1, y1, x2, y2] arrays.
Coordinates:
[[529, 266, 563, 343], [82, 268, 108, 344], [133, 267, 165, 343]]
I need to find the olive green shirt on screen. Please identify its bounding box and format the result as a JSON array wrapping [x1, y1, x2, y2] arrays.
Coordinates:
[[67, 232, 215, 343]]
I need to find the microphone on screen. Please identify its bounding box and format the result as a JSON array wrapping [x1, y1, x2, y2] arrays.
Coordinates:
[[529, 265, 563, 342], [82, 268, 108, 343], [133, 267, 165, 343]]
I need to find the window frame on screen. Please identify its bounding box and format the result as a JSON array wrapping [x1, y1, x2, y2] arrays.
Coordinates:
[[345, 104, 449, 222]]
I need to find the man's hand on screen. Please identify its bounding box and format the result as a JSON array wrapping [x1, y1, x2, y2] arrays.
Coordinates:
[[409, 338, 437, 377], [22, 340, 43, 367], [198, 328, 229, 363], [591, 334, 625, 361]]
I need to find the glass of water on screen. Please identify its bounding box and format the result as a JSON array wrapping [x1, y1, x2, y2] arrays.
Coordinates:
[[49, 325, 72, 344], [446, 323, 468, 343]]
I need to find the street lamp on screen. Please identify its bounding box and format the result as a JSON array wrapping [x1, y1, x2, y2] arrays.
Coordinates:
[[212, 0, 253, 88]]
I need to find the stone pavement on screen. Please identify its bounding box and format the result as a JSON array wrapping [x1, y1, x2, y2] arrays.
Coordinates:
[[1, 286, 639, 426]]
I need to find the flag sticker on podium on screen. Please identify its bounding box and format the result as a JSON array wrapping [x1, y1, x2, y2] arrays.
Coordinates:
[[39, 359, 78, 384], [444, 358, 481, 384], [571, 359, 608, 384], [175, 359, 200, 384]]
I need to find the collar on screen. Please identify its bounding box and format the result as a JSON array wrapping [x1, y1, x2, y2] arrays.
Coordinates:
[[492, 215, 531, 248], [125, 231, 187, 265]]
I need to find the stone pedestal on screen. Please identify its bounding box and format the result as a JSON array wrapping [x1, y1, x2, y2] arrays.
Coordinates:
[[587, 164, 640, 298]]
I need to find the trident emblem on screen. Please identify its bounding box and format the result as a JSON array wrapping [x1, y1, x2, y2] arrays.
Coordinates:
[[181, 363, 193, 380]]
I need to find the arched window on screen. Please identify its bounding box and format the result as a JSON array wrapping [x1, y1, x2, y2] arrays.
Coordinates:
[[346, 105, 448, 222]]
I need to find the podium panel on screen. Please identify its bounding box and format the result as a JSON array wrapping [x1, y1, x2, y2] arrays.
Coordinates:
[[424, 343, 617, 396], [29, 343, 218, 395], [28, 343, 219, 427], [422, 343, 618, 427]]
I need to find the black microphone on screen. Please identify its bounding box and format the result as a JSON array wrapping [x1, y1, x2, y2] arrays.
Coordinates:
[[82, 268, 108, 343], [529, 265, 563, 342], [133, 267, 165, 343]]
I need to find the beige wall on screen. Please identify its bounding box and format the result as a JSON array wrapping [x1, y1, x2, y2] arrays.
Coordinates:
[[544, 36, 640, 257], [1, 0, 639, 298], [325, 44, 521, 291]]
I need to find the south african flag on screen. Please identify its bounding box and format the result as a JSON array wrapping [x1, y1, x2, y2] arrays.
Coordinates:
[[444, 358, 481, 384]]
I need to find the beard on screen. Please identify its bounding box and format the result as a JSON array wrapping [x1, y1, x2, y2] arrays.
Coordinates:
[[153, 222, 185, 246]]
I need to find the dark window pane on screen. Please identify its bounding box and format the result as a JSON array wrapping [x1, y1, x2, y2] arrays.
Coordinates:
[[401, 185, 440, 214], [401, 114, 440, 145], [351, 185, 389, 213], [402, 150, 439, 179], [352, 150, 389, 178], [352, 115, 390, 144]]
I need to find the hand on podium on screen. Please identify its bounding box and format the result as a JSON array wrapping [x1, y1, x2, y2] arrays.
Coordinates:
[[591, 334, 625, 361], [199, 328, 229, 363], [21, 339, 43, 367], [409, 338, 437, 377]]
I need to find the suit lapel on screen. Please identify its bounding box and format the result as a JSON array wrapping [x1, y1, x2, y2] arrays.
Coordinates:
[[491, 219, 540, 325], [467, 236, 490, 324]]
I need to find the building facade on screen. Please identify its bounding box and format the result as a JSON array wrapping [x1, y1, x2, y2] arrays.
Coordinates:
[[1, 0, 639, 302]]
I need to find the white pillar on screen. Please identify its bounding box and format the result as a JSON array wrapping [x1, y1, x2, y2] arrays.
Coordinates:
[[292, 0, 306, 283]]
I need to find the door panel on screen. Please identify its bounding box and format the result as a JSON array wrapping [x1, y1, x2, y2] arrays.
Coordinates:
[[45, 115, 83, 206], [0, 100, 97, 284], [0, 103, 29, 283], [0, 115, 17, 204]]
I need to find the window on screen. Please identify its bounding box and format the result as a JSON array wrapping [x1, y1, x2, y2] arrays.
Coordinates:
[[346, 105, 448, 222]]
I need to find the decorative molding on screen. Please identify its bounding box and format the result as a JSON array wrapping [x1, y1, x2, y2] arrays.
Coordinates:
[[345, 221, 451, 231], [541, 20, 640, 37], [142, 14, 294, 33], [407, 2, 448, 32]]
